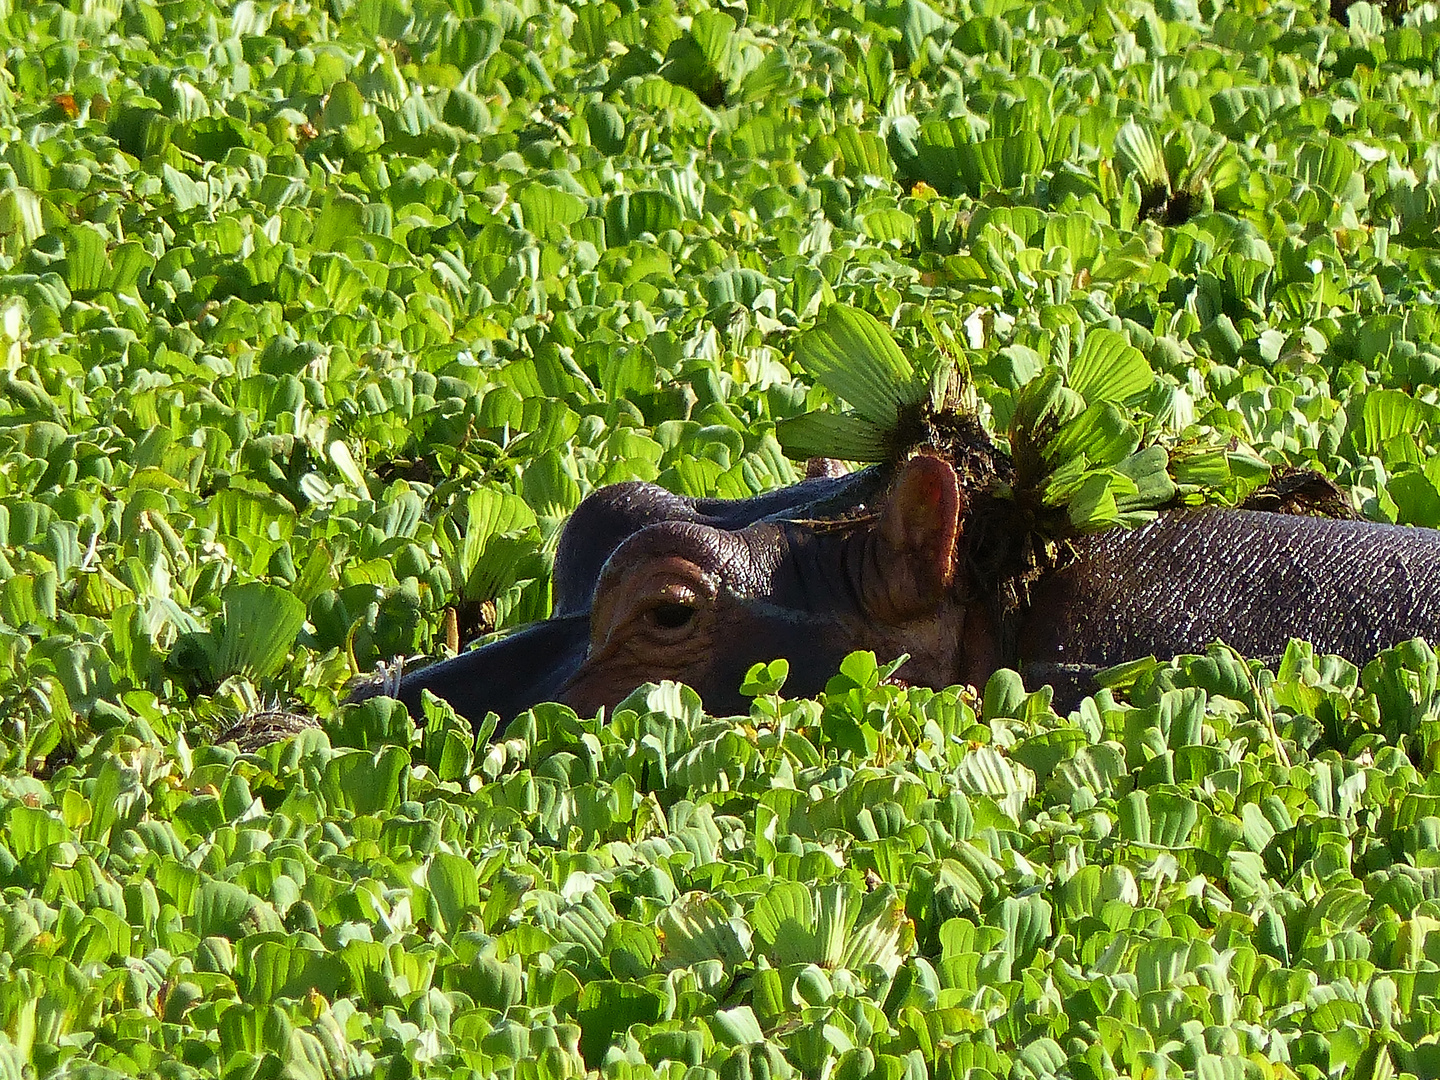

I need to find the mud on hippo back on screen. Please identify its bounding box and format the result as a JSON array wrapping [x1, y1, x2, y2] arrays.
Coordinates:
[[366, 454, 1440, 726]]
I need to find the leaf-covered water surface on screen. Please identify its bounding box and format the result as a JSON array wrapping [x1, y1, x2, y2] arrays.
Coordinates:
[[4, 652, 1440, 1076], [5, 0, 1440, 1072]]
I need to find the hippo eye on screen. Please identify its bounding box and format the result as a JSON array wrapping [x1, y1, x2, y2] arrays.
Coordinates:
[[648, 602, 695, 630]]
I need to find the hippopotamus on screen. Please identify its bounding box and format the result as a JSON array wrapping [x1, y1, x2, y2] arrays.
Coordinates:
[[366, 451, 1440, 725]]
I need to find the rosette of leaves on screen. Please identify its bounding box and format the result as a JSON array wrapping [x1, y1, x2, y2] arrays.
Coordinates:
[[1005, 335, 1176, 532], [171, 582, 307, 687], [777, 306, 1264, 533], [1112, 119, 1239, 226], [750, 879, 914, 978]]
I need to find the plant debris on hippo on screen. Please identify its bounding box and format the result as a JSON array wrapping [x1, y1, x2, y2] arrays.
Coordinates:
[[355, 416, 1440, 728]]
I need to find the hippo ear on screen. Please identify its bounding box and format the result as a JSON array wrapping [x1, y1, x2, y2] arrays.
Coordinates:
[[874, 454, 962, 618]]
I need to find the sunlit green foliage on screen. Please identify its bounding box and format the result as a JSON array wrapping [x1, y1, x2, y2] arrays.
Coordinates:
[[5, 0, 1440, 1072], [6, 646, 1440, 1076]]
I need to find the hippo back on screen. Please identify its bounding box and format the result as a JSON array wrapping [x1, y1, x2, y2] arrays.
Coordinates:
[[1018, 507, 1440, 701]]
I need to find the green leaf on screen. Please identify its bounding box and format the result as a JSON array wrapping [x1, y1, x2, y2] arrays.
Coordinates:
[[1360, 389, 1437, 456], [212, 582, 306, 681], [836, 884, 914, 975], [951, 747, 1035, 824], [990, 893, 1052, 971], [314, 193, 368, 253], [318, 746, 409, 816], [740, 658, 790, 697], [776, 410, 890, 462], [1069, 328, 1154, 404], [320, 80, 367, 131], [711, 1006, 766, 1046], [1010, 368, 1087, 450], [586, 101, 626, 154], [1113, 119, 1168, 188], [427, 852, 481, 935], [193, 880, 283, 939], [1114, 446, 1174, 501], [658, 895, 753, 970], [886, 0, 955, 64], [327, 440, 370, 500], [517, 183, 587, 242], [751, 880, 815, 963], [605, 920, 662, 979], [0, 189, 44, 248], [793, 306, 921, 430], [108, 243, 154, 292], [607, 190, 685, 244], [1044, 402, 1139, 467], [237, 940, 346, 1003], [62, 225, 109, 295], [522, 448, 584, 523], [1389, 469, 1440, 527], [1064, 471, 1124, 528], [448, 488, 539, 603], [957, 132, 1045, 192], [577, 981, 667, 1067], [836, 128, 895, 182], [1296, 137, 1361, 202]]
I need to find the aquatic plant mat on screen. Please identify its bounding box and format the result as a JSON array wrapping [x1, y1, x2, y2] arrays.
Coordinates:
[[8, 0, 1440, 1072]]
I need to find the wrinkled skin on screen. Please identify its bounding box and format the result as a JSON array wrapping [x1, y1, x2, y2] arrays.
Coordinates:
[[380, 455, 1440, 725], [1021, 505, 1440, 703]]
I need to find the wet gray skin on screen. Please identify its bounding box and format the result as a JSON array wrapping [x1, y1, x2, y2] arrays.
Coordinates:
[[375, 455, 1440, 727]]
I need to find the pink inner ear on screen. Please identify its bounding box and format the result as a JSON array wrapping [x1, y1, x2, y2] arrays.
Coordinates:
[[881, 454, 962, 596]]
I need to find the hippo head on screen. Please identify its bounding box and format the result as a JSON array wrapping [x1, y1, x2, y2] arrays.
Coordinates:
[[392, 455, 996, 723]]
